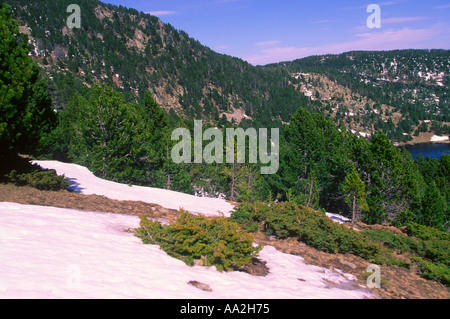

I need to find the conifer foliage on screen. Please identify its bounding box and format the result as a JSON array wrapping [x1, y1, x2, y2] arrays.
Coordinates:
[[135, 210, 261, 272], [0, 4, 56, 162], [341, 167, 369, 225]]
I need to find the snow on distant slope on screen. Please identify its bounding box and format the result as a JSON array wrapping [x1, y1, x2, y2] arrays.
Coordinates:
[[430, 135, 449, 142], [0, 202, 375, 299], [33, 160, 235, 217]]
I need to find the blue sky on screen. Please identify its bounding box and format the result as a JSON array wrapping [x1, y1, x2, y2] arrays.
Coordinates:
[[103, 0, 450, 65]]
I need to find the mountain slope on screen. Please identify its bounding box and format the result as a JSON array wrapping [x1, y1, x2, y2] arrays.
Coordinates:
[[270, 50, 450, 142], [3, 0, 450, 142], [4, 0, 312, 127], [2, 159, 448, 299], [0, 160, 376, 299]]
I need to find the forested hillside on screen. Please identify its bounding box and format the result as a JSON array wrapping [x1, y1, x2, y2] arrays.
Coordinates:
[[1, 0, 447, 220], [3, 0, 314, 129], [272, 50, 450, 142], [4, 0, 448, 141]]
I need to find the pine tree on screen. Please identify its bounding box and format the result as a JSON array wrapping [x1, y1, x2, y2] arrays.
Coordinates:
[[142, 91, 187, 190], [364, 132, 409, 223], [420, 181, 447, 230], [221, 132, 262, 202], [0, 3, 56, 162], [341, 167, 369, 225], [58, 84, 154, 184], [275, 107, 349, 207]]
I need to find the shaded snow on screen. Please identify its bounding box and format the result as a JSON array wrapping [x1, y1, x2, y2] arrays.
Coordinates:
[[326, 213, 351, 224]]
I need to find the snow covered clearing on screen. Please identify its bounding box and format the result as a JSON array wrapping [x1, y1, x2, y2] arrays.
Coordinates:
[[0, 161, 375, 299], [0, 202, 374, 299], [33, 160, 235, 217]]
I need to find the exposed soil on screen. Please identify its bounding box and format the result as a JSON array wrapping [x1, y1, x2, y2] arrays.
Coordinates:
[[1, 183, 449, 299], [238, 258, 270, 277], [254, 233, 450, 299], [0, 184, 181, 222], [396, 132, 450, 146]]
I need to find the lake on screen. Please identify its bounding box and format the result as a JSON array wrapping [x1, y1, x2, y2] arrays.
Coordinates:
[[403, 143, 450, 160]]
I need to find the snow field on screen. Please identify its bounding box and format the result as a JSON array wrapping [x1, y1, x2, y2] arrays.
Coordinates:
[[430, 135, 449, 142], [0, 202, 374, 299], [33, 160, 235, 217], [0, 161, 375, 299]]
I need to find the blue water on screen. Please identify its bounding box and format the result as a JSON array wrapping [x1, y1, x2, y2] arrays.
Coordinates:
[[404, 143, 450, 160]]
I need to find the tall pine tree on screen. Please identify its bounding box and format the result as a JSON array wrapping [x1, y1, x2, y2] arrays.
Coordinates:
[[0, 4, 55, 163], [341, 167, 369, 225]]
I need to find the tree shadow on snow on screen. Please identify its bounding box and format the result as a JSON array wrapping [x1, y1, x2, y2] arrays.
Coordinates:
[[66, 177, 85, 193]]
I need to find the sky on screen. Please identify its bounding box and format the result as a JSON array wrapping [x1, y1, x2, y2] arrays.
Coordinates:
[[102, 0, 450, 65]]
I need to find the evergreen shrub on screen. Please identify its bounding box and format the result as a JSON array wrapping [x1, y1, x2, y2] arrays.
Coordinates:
[[359, 224, 450, 286], [411, 257, 450, 286], [134, 210, 261, 272], [6, 169, 70, 191], [231, 201, 384, 262]]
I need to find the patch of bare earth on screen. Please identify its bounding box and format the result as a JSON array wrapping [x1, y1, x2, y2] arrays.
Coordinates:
[[0, 184, 180, 222], [253, 232, 450, 299], [397, 132, 450, 146]]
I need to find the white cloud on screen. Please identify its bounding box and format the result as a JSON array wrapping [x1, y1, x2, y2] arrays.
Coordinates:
[[433, 3, 450, 9], [255, 40, 281, 47], [383, 16, 430, 24], [244, 24, 448, 65], [146, 11, 178, 16], [378, 0, 411, 6], [341, 0, 410, 11], [311, 20, 334, 24]]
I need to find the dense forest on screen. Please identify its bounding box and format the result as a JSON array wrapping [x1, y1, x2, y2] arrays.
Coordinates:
[[3, 0, 449, 142], [3, 0, 315, 128], [272, 50, 450, 141], [24, 78, 450, 232]]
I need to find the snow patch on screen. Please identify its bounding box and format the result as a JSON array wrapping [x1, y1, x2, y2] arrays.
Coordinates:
[[33, 161, 234, 217], [326, 213, 351, 224], [0, 202, 375, 299], [430, 135, 449, 142], [0, 161, 379, 298]]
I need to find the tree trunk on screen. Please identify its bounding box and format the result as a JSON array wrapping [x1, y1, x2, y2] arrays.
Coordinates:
[[307, 176, 314, 207], [166, 141, 171, 190], [352, 195, 356, 225], [230, 162, 236, 201]]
